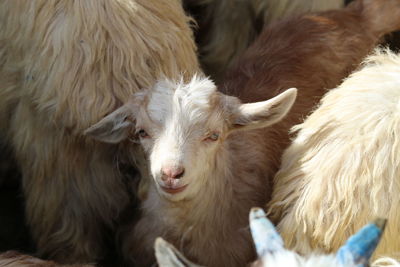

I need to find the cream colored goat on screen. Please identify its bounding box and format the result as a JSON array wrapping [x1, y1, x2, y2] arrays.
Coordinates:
[[0, 0, 199, 263], [269, 48, 400, 261]]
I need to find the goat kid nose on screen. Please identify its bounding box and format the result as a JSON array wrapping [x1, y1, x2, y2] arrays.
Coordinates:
[[161, 166, 185, 180]]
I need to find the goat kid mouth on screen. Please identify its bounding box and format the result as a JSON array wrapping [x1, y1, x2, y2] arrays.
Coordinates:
[[159, 184, 188, 194]]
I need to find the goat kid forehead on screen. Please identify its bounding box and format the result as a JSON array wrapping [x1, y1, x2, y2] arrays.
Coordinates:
[[144, 76, 224, 129]]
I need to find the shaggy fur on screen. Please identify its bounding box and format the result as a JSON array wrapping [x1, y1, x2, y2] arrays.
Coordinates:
[[0, 0, 199, 263], [88, 0, 400, 266], [185, 0, 344, 82], [268, 49, 400, 261]]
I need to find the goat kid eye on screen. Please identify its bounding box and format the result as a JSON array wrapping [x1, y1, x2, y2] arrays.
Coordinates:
[[204, 132, 219, 142], [137, 129, 149, 138]]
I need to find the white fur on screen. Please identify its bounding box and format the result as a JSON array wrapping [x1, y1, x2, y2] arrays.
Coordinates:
[[140, 76, 221, 202], [269, 48, 400, 261], [259, 252, 343, 267], [259, 252, 400, 267], [146, 76, 216, 125]]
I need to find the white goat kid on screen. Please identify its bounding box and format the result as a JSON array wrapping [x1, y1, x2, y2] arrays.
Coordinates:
[[85, 76, 297, 266], [154, 208, 387, 267]]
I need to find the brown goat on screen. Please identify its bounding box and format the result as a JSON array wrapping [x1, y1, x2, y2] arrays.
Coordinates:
[[185, 0, 344, 82], [0, 0, 199, 263], [87, 0, 400, 266]]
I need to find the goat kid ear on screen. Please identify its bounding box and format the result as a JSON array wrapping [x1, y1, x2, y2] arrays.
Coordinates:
[[84, 102, 137, 144], [230, 88, 297, 131], [155, 238, 201, 267], [249, 207, 285, 257]]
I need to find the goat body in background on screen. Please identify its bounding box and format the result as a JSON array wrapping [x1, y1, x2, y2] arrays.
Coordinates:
[[184, 0, 344, 82]]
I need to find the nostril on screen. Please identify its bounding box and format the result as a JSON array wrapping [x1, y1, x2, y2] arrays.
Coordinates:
[[161, 166, 185, 180], [172, 168, 185, 179]]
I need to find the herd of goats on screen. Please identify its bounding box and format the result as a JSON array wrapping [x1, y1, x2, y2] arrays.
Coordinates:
[[0, 0, 400, 266]]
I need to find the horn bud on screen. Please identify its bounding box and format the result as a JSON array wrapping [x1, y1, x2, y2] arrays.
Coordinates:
[[336, 218, 387, 266]]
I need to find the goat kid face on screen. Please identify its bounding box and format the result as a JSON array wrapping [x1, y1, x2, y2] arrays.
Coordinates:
[[85, 76, 297, 201]]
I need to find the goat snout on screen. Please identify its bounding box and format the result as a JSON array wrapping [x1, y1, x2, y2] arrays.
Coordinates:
[[161, 166, 185, 180]]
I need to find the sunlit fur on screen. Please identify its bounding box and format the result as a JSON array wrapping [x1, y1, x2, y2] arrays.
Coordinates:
[[0, 0, 199, 263], [186, 0, 344, 82], [269, 49, 400, 261]]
